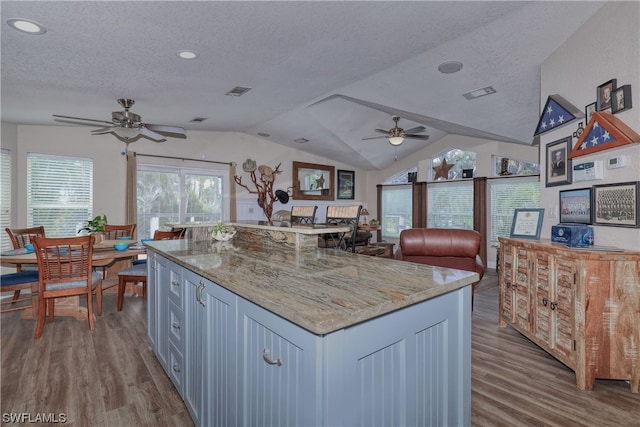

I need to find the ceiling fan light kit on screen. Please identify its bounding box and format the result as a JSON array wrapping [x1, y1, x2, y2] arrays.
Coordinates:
[[363, 115, 429, 147], [53, 98, 186, 145]]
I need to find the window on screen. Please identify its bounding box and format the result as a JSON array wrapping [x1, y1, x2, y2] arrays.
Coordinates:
[[489, 177, 540, 246], [137, 164, 225, 239], [27, 153, 94, 237], [431, 148, 476, 181], [1, 149, 11, 251], [492, 155, 540, 177], [380, 184, 412, 238], [427, 181, 474, 229]]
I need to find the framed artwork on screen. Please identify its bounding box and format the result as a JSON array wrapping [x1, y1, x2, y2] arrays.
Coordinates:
[[569, 112, 640, 159], [337, 169, 355, 200], [612, 84, 632, 114], [533, 94, 582, 136], [292, 161, 335, 201], [597, 79, 617, 111], [585, 102, 597, 124], [593, 181, 639, 228], [559, 187, 592, 224], [510, 208, 545, 239], [545, 136, 572, 187]]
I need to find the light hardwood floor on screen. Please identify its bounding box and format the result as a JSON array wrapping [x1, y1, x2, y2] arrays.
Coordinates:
[[1, 272, 638, 427]]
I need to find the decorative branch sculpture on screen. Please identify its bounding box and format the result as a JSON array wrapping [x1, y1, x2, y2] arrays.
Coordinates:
[[234, 160, 282, 222]]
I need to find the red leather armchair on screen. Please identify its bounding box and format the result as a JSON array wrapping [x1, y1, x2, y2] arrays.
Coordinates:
[[395, 228, 484, 307]]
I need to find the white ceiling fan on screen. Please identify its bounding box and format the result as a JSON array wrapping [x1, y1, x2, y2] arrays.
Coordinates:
[[362, 115, 429, 146], [53, 98, 186, 143]]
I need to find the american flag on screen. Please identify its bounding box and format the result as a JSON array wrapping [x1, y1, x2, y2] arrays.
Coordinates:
[[578, 120, 616, 150], [534, 95, 579, 136]]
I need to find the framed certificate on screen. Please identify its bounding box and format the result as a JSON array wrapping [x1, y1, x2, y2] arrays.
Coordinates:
[[510, 208, 545, 239]]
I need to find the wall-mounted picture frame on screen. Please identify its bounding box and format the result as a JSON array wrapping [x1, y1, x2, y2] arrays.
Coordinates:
[[612, 84, 632, 114], [593, 181, 639, 228], [585, 102, 597, 124], [292, 161, 335, 201], [559, 187, 592, 224], [597, 79, 617, 111], [510, 208, 545, 239], [337, 169, 355, 200], [545, 136, 572, 187]]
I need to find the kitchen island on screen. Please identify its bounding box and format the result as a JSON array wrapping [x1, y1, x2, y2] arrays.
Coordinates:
[[145, 234, 477, 427]]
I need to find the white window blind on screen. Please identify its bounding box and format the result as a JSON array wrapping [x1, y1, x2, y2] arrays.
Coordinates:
[[27, 153, 93, 237], [381, 184, 412, 238], [427, 181, 474, 229], [1, 149, 11, 251], [489, 177, 540, 246]]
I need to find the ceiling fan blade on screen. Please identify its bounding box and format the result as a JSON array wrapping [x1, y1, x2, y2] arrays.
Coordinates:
[[362, 135, 388, 140], [53, 114, 113, 126], [145, 124, 186, 136], [139, 127, 166, 142], [374, 129, 390, 134], [90, 127, 114, 134], [405, 134, 430, 140], [403, 126, 426, 134]]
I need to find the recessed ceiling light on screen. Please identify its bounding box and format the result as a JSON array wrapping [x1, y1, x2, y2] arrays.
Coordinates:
[[177, 50, 199, 60], [438, 61, 463, 74], [7, 18, 46, 35]]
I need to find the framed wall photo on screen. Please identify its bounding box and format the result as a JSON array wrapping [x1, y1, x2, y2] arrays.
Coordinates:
[[593, 181, 640, 228], [597, 79, 617, 111], [337, 169, 355, 200], [585, 102, 597, 124], [612, 84, 632, 114], [559, 187, 592, 224], [510, 208, 545, 239], [545, 136, 572, 187]]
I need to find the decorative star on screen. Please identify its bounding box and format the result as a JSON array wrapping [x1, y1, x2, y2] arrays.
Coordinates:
[[433, 158, 454, 180]]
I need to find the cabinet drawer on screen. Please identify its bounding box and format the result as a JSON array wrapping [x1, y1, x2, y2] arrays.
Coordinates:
[[168, 265, 183, 308], [168, 341, 185, 397], [168, 300, 184, 348]]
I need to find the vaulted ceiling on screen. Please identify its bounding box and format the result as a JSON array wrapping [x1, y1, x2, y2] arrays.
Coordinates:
[[1, 1, 604, 170]]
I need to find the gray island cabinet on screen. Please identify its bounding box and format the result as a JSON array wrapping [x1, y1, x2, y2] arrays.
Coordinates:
[[145, 237, 477, 427]]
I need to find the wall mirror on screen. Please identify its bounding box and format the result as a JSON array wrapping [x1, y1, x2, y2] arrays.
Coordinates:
[[292, 161, 335, 201]]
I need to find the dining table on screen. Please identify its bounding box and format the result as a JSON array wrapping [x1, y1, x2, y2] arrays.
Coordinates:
[[0, 240, 147, 320]]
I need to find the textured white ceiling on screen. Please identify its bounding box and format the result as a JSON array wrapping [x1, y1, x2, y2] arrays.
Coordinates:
[[1, 1, 604, 169]]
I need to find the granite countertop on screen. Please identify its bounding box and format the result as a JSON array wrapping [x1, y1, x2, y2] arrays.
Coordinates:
[[145, 239, 478, 335]]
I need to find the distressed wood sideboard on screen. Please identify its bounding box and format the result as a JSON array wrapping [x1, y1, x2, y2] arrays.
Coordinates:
[[498, 237, 640, 393]]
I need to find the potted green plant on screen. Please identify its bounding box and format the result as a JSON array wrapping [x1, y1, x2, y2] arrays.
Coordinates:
[[78, 214, 108, 234]]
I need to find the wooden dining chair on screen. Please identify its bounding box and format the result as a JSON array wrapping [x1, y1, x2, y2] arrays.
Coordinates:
[[116, 228, 184, 311], [104, 224, 136, 240], [1, 271, 39, 314], [5, 226, 46, 301], [32, 235, 103, 339]]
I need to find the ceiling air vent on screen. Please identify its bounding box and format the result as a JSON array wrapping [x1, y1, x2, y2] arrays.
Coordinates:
[[225, 86, 252, 97], [190, 117, 208, 123], [462, 86, 496, 100]]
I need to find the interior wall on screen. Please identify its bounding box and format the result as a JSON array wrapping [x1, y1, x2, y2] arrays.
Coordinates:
[[0, 122, 18, 228], [540, 1, 640, 249], [10, 125, 369, 227]]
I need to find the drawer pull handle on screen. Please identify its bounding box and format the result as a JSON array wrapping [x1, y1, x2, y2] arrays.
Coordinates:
[[263, 348, 283, 367], [542, 297, 548, 306], [173, 363, 181, 373], [196, 281, 206, 307], [172, 321, 180, 330], [550, 302, 557, 310], [171, 280, 180, 286]]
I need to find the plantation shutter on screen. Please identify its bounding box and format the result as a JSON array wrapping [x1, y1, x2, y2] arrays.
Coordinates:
[[427, 181, 474, 229], [489, 177, 540, 245]]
